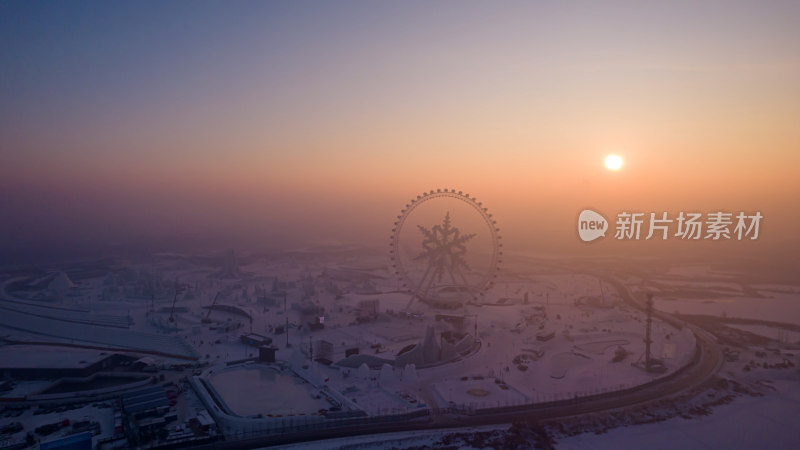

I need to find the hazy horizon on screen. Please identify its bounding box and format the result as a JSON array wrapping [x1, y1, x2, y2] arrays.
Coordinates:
[[2, 1, 798, 266]]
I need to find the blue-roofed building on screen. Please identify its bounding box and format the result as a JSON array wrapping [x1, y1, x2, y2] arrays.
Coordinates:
[[40, 431, 92, 450]]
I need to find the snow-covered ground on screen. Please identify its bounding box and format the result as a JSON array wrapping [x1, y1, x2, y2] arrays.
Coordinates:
[[264, 373, 800, 449], [725, 323, 800, 345], [558, 376, 800, 449], [2, 253, 697, 414], [208, 365, 331, 417], [2, 251, 798, 448], [654, 292, 800, 324]]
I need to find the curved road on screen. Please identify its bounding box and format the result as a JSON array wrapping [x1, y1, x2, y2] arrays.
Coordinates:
[[195, 273, 723, 449]]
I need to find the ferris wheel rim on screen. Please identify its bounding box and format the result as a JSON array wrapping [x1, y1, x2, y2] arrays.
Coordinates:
[[389, 189, 502, 299]]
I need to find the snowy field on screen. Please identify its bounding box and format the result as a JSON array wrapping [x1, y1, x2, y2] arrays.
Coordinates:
[[433, 376, 529, 407], [2, 250, 796, 448], [726, 323, 800, 345], [268, 375, 800, 449], [1, 252, 699, 414], [558, 377, 800, 449], [208, 366, 331, 417], [653, 292, 800, 324], [617, 262, 800, 324]]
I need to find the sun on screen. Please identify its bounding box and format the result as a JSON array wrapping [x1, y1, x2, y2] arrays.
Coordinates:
[[605, 154, 623, 170]]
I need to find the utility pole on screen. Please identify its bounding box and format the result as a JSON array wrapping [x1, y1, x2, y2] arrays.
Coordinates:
[[465, 314, 478, 342], [644, 293, 653, 370], [599, 280, 606, 306], [284, 293, 290, 348]]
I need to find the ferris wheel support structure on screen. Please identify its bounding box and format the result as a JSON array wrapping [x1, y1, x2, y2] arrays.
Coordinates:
[[389, 189, 502, 308]]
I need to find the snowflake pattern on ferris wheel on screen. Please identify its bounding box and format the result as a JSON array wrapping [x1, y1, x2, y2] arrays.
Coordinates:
[[390, 189, 502, 306], [414, 212, 475, 300]]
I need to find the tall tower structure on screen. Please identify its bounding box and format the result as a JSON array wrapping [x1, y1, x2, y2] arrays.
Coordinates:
[[644, 293, 654, 369]]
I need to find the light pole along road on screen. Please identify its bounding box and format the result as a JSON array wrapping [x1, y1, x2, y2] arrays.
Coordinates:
[[200, 272, 724, 449]]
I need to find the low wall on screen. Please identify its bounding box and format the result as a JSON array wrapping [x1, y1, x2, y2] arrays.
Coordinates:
[[29, 372, 152, 401], [189, 327, 704, 441]]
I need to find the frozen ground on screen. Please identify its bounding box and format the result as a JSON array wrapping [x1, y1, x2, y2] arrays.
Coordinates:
[[433, 376, 528, 407], [1, 250, 798, 447], [558, 377, 800, 449], [208, 365, 331, 417], [653, 293, 800, 324], [618, 262, 800, 324], [268, 375, 800, 449], [0, 306, 195, 358], [725, 323, 800, 345], [0, 252, 702, 415]]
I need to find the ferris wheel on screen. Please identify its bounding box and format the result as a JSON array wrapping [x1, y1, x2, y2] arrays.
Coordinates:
[[389, 189, 502, 307]]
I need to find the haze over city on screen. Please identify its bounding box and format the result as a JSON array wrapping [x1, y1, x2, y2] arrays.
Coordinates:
[[0, 3, 799, 449]]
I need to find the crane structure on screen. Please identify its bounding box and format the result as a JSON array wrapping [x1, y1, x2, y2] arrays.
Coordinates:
[[202, 292, 221, 324], [168, 282, 186, 323]]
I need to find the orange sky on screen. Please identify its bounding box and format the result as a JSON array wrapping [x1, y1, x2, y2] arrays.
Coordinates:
[[1, 2, 798, 260]]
